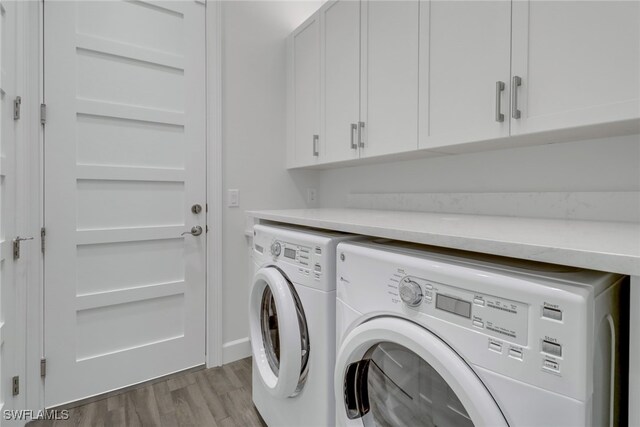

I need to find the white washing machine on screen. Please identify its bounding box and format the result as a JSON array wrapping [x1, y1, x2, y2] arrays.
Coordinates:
[[335, 240, 624, 427], [250, 224, 361, 426]]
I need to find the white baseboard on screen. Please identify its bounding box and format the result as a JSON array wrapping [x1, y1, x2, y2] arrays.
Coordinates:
[[222, 337, 251, 365]]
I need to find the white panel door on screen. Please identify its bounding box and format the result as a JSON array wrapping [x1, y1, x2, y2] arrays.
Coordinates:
[[511, 1, 640, 135], [321, 0, 361, 163], [420, 0, 511, 150], [289, 12, 320, 167], [44, 1, 206, 407], [0, 0, 19, 417], [360, 0, 419, 158]]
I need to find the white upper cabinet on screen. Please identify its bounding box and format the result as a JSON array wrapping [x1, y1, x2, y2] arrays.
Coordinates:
[[420, 0, 512, 150], [320, 0, 361, 163], [287, 12, 321, 167], [511, 1, 640, 135], [360, 0, 420, 158], [287, 0, 640, 168]]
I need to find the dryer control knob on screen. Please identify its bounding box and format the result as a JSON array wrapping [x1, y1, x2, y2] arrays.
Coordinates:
[[399, 279, 423, 307], [271, 241, 282, 257]]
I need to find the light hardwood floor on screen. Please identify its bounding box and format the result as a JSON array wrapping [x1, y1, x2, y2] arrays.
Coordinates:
[[29, 357, 266, 427]]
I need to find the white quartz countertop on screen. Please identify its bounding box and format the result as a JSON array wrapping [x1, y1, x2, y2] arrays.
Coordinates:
[[248, 208, 640, 276]]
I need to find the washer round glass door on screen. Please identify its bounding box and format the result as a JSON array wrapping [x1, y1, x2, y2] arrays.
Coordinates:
[[250, 267, 309, 398], [335, 317, 508, 427]]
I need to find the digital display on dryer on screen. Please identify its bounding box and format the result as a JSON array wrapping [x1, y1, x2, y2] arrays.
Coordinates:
[[436, 294, 471, 318], [284, 248, 296, 259]]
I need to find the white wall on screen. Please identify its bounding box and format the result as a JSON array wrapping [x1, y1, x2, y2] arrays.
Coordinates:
[[318, 135, 640, 215], [220, 0, 322, 362]]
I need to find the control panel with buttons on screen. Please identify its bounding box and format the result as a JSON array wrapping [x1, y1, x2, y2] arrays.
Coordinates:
[[254, 225, 359, 296], [389, 272, 577, 376], [386, 271, 584, 383], [395, 275, 529, 346], [269, 239, 323, 280]]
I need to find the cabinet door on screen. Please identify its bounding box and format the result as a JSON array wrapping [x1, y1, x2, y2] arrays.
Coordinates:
[[360, 0, 419, 158], [511, 1, 639, 135], [419, 1, 511, 150], [288, 13, 320, 167], [321, 0, 361, 163]]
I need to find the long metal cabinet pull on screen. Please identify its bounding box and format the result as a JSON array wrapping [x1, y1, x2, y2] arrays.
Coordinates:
[[512, 76, 522, 119], [358, 121, 365, 147], [350, 123, 358, 149], [495, 81, 505, 122], [312, 134, 319, 156]]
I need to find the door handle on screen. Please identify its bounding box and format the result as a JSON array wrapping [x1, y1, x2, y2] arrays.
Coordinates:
[[181, 226, 203, 237], [512, 75, 522, 119], [495, 81, 505, 122], [312, 134, 319, 157], [350, 123, 358, 150]]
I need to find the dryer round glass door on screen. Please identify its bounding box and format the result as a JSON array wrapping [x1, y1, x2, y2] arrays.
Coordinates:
[[361, 342, 474, 427], [335, 317, 508, 427], [250, 267, 310, 398]]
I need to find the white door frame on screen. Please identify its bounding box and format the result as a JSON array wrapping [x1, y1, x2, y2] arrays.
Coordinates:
[[22, 0, 223, 412]]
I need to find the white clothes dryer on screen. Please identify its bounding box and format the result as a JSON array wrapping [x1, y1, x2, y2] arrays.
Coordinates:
[[250, 224, 361, 426], [335, 240, 624, 427]]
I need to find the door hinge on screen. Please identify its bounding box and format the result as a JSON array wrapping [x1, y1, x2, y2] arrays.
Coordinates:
[[41, 227, 46, 254], [40, 103, 47, 125], [40, 358, 47, 377], [13, 96, 21, 120], [13, 239, 20, 260], [13, 236, 35, 260], [12, 376, 19, 396]]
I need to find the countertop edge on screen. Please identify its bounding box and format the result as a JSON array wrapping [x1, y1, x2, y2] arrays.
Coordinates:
[[248, 210, 640, 276]]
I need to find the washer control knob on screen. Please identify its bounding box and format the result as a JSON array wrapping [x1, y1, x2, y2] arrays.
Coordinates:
[[399, 279, 423, 307], [271, 241, 282, 257]]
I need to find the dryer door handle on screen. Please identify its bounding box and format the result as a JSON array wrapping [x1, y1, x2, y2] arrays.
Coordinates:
[[343, 360, 371, 420]]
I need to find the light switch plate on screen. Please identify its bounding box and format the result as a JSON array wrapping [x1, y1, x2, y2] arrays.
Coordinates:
[[228, 189, 239, 207]]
